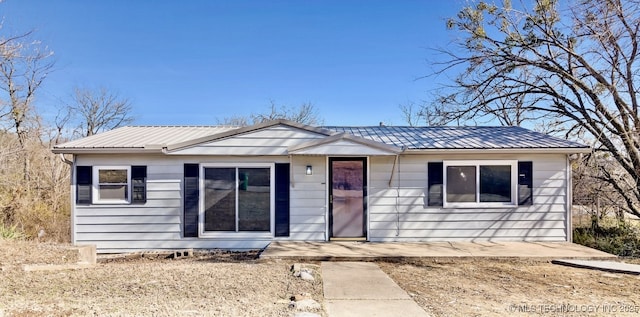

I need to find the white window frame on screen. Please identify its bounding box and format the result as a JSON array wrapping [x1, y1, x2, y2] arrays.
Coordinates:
[[198, 163, 275, 238], [92, 166, 132, 204], [443, 160, 518, 208]]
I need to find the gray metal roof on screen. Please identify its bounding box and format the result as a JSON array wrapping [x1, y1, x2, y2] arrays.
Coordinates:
[[54, 126, 239, 150], [52, 122, 589, 153], [323, 126, 588, 150]]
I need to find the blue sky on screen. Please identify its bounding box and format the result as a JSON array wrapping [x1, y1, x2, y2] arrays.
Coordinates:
[[3, 1, 463, 126]]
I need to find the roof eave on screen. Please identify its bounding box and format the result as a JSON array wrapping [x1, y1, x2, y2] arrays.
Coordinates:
[[51, 147, 164, 154], [403, 147, 591, 154]]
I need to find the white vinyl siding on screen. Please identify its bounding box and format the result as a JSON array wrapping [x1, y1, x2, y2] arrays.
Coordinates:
[[287, 156, 327, 241], [170, 126, 326, 156], [291, 139, 397, 156], [368, 154, 569, 242]]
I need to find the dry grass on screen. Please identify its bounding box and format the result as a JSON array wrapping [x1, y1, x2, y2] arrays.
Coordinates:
[[0, 241, 325, 317], [4, 240, 640, 317], [0, 240, 78, 267], [380, 258, 640, 317]]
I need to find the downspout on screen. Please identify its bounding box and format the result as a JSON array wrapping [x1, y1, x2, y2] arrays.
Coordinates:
[[566, 154, 573, 242], [388, 154, 399, 187], [325, 156, 329, 242], [388, 147, 406, 238], [395, 154, 401, 237], [59, 153, 76, 245], [59, 153, 73, 165]]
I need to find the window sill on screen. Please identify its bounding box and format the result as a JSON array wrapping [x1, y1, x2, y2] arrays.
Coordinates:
[[198, 232, 273, 239], [91, 200, 131, 205], [443, 202, 517, 209]]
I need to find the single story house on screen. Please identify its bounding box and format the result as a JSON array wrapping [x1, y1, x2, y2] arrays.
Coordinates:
[[52, 119, 590, 253]]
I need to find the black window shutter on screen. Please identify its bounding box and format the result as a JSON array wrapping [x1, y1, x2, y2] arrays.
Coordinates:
[[518, 161, 533, 205], [274, 163, 290, 237], [427, 162, 443, 207], [184, 164, 200, 237], [131, 166, 147, 204], [76, 166, 92, 205]]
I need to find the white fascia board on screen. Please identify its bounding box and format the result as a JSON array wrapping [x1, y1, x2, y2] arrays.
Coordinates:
[[51, 148, 164, 154], [402, 147, 591, 155]]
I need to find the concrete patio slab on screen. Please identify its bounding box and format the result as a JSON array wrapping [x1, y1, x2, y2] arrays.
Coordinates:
[[260, 241, 615, 261], [552, 259, 640, 275], [322, 262, 429, 317]]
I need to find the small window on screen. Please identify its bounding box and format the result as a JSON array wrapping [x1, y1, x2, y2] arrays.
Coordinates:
[[443, 160, 517, 208], [93, 166, 131, 204]]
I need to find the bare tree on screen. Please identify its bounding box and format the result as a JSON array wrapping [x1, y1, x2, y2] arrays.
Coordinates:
[[429, 0, 640, 217], [0, 31, 54, 180], [400, 100, 452, 126], [70, 87, 134, 137], [0, 13, 71, 241], [217, 114, 250, 127], [218, 101, 323, 126]]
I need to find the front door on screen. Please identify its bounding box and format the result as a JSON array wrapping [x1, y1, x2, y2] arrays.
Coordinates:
[[329, 157, 366, 239]]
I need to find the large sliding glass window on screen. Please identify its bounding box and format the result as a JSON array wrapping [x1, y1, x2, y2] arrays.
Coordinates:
[[443, 160, 518, 208], [203, 168, 236, 231], [446, 166, 476, 203], [201, 164, 273, 235], [479, 165, 512, 203], [238, 168, 271, 231]]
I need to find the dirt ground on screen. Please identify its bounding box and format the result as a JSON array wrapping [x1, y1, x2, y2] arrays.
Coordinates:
[[380, 258, 640, 317], [2, 240, 640, 317], [0, 240, 324, 317]]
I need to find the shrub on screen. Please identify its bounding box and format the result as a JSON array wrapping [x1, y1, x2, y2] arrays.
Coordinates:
[[573, 220, 640, 257], [0, 222, 27, 240], [0, 133, 71, 243]]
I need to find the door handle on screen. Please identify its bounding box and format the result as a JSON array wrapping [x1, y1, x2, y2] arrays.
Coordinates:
[[330, 195, 333, 204]]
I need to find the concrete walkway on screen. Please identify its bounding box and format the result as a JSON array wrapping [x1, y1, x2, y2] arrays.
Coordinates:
[[552, 259, 640, 275], [260, 241, 615, 260], [321, 262, 429, 317]]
